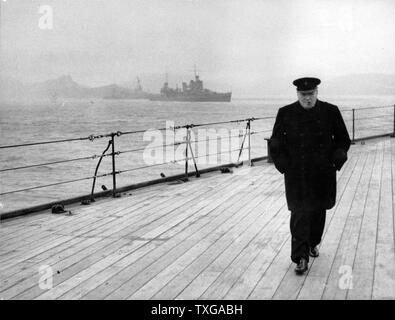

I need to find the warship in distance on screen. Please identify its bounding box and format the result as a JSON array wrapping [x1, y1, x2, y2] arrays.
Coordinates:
[[149, 69, 232, 102]]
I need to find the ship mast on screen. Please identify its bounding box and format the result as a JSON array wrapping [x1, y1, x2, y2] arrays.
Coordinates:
[[192, 64, 200, 78], [135, 76, 142, 91]]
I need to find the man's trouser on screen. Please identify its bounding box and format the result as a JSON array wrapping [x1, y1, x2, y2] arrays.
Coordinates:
[[290, 209, 326, 263]]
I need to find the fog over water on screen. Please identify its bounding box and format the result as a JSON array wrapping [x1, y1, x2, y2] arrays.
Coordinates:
[[1, 0, 395, 97]]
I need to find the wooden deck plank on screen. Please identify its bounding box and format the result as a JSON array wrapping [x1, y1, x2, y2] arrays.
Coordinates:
[[2, 188, 170, 273], [7, 174, 246, 299], [267, 150, 363, 300], [0, 217, 117, 271], [223, 206, 289, 300], [45, 173, 262, 299], [87, 171, 278, 299], [321, 147, 374, 299], [116, 173, 256, 242], [0, 236, 93, 286], [65, 170, 241, 239], [200, 203, 289, 300], [176, 193, 288, 300], [80, 170, 252, 243], [81, 171, 247, 240], [0, 236, 103, 299], [35, 239, 151, 300], [10, 238, 129, 299], [252, 152, 364, 300], [136, 186, 280, 300], [0, 234, 101, 285], [0, 235, 76, 273], [297, 149, 368, 299], [0, 198, 131, 246], [79, 174, 272, 298], [346, 144, 381, 299], [4, 179, 209, 296], [224, 154, 356, 300], [0, 191, 144, 238], [246, 236, 292, 299], [98, 172, 277, 300], [372, 139, 395, 299], [270, 149, 365, 300], [0, 170, 237, 267], [0, 171, 217, 240], [131, 181, 285, 300], [92, 199, 266, 302], [1, 138, 395, 300], [150, 173, 274, 244]]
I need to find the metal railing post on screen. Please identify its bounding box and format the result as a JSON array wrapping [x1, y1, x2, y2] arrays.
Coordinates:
[[247, 119, 252, 166], [265, 138, 273, 163], [391, 104, 395, 138], [352, 108, 355, 143], [184, 127, 189, 181], [89, 139, 112, 202], [111, 132, 117, 197], [236, 121, 248, 166]]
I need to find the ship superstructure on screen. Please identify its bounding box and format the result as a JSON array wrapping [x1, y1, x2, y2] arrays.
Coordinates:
[[150, 69, 231, 102]]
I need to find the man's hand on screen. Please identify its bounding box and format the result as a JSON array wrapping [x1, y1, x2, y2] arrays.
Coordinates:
[[269, 138, 290, 174], [332, 148, 348, 171]]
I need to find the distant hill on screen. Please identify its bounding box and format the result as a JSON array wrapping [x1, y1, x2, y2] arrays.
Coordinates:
[[0, 75, 142, 101], [31, 75, 134, 99], [1, 73, 394, 102]]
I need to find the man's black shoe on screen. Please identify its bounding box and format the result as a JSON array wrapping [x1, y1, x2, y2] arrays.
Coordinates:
[[295, 258, 308, 275], [309, 246, 319, 258]]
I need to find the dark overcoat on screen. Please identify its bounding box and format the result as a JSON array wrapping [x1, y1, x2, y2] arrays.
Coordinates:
[[269, 100, 351, 211]]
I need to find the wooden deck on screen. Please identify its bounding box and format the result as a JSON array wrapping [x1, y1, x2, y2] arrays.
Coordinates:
[[1, 137, 394, 300]]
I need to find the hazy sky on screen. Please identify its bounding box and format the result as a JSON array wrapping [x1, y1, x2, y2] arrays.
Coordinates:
[[1, 0, 395, 92]]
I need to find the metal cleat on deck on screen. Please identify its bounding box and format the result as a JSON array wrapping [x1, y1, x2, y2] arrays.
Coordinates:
[[220, 167, 233, 174], [51, 203, 72, 215]]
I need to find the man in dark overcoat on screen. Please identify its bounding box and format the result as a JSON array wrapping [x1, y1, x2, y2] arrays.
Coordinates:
[[269, 77, 351, 274]]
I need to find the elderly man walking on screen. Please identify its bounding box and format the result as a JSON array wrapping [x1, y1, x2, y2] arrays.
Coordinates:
[[269, 77, 351, 274]]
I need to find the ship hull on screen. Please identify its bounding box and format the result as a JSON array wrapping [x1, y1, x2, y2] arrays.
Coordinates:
[[103, 93, 152, 100], [149, 92, 232, 102]]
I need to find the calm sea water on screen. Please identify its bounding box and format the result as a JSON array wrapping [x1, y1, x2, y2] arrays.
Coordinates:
[[1, 95, 394, 213]]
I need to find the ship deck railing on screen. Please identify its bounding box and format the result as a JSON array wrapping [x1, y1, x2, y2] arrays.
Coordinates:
[[0, 135, 394, 299], [0, 104, 394, 220]]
